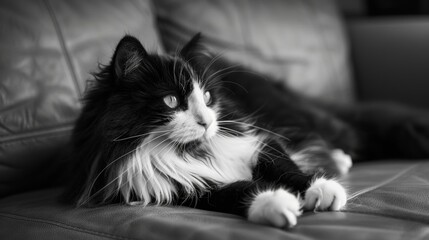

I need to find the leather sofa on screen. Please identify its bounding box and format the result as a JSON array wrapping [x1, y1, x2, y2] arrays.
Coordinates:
[[1, 0, 428, 239]]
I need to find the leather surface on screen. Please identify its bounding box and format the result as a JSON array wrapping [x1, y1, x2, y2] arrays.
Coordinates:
[[1, 161, 428, 240], [345, 161, 429, 224], [0, 0, 162, 197]]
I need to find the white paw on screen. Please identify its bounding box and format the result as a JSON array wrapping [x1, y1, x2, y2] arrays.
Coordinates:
[[304, 177, 347, 211], [248, 189, 302, 228], [331, 149, 352, 175]]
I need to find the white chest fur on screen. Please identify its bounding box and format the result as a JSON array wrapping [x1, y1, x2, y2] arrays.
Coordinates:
[[116, 133, 262, 205], [202, 134, 262, 183]]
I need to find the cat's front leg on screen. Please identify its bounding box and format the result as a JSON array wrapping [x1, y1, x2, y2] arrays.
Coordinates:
[[254, 141, 348, 212], [187, 181, 302, 228], [248, 188, 302, 228]]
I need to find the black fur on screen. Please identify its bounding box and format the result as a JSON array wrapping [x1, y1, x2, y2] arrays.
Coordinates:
[[65, 33, 429, 220]]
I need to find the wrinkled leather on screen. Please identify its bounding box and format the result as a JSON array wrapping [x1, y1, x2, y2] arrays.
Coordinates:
[[0, 0, 162, 197], [1, 161, 428, 240]]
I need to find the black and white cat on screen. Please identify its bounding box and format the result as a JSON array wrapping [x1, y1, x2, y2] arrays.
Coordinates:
[[65, 34, 429, 228]]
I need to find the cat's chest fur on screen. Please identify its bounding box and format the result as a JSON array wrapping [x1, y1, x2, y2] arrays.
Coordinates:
[[121, 133, 262, 205], [198, 134, 262, 182], [150, 133, 262, 184]]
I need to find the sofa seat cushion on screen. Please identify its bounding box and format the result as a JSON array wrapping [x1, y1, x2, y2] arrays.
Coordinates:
[[1, 161, 428, 240]]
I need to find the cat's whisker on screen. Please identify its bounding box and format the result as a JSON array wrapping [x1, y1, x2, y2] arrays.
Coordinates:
[[113, 129, 174, 142], [217, 126, 246, 137], [178, 58, 196, 87], [217, 126, 286, 159], [200, 52, 226, 81], [205, 64, 239, 82], [207, 67, 245, 83], [217, 126, 287, 160], [220, 68, 270, 82], [173, 55, 179, 87], [219, 109, 263, 123], [218, 120, 290, 142], [217, 111, 239, 121], [213, 131, 279, 165], [225, 104, 267, 121]]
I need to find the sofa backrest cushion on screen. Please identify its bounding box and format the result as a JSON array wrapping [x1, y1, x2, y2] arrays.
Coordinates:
[[154, 0, 355, 104], [0, 0, 162, 197]]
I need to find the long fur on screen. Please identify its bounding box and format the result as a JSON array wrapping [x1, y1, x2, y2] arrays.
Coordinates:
[[115, 133, 263, 206], [65, 34, 269, 206], [65, 33, 429, 215]]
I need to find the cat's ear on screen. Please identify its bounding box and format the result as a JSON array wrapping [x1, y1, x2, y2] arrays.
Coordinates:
[[179, 33, 211, 60], [112, 35, 148, 78]]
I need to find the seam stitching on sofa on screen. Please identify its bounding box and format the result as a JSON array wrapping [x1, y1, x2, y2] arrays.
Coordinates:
[[0, 213, 138, 240], [346, 164, 418, 201], [43, 0, 83, 98]]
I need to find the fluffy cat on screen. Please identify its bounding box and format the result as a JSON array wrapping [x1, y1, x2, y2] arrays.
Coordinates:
[[65, 34, 429, 228]]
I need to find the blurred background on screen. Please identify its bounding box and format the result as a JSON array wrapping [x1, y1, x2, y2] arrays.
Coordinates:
[[338, 0, 429, 109]]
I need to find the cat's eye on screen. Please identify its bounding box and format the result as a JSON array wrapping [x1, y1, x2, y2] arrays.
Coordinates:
[[163, 95, 179, 109], [203, 91, 212, 105]]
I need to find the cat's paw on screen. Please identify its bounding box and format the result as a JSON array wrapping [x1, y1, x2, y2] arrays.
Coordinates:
[[331, 149, 352, 175], [248, 189, 302, 228], [303, 177, 347, 211]]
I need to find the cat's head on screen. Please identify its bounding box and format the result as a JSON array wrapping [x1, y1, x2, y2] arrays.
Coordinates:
[[96, 34, 222, 145], [71, 34, 245, 206]]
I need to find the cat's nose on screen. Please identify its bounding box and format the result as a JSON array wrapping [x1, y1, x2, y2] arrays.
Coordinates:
[[197, 121, 207, 128], [196, 117, 213, 130]]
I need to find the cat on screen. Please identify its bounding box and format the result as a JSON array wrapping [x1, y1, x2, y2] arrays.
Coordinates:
[[65, 33, 429, 228]]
